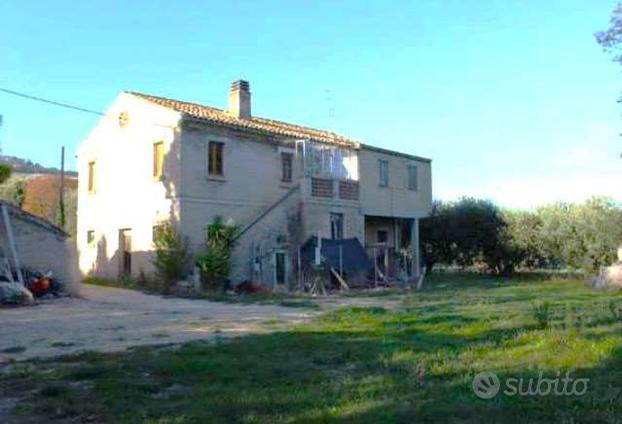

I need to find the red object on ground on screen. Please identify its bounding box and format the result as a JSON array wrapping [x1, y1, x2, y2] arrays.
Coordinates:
[[235, 280, 268, 294], [29, 277, 51, 296]]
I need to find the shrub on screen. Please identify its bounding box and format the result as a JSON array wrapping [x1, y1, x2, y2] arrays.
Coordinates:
[[530, 299, 551, 329], [151, 223, 191, 292], [0, 175, 26, 207], [609, 299, 621, 322], [196, 216, 239, 290], [0, 164, 11, 185]]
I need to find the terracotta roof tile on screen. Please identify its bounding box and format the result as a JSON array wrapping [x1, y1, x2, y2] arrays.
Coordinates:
[[128, 92, 359, 147]]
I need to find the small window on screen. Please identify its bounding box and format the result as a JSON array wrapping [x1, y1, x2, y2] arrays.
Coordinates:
[[281, 152, 293, 182], [330, 213, 343, 240], [275, 251, 286, 285], [152, 224, 166, 243], [378, 159, 389, 187], [153, 142, 164, 179], [87, 230, 95, 245], [408, 165, 418, 191], [377, 230, 388, 243], [208, 141, 224, 176], [87, 161, 96, 193]]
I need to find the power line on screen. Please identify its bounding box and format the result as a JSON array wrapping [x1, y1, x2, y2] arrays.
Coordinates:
[[0, 87, 105, 117], [0, 86, 175, 129]]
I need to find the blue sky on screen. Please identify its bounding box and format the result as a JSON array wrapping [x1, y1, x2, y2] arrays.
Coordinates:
[[0, 0, 620, 208]]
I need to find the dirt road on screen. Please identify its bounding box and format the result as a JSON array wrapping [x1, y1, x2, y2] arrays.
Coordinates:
[[1, 284, 316, 362]]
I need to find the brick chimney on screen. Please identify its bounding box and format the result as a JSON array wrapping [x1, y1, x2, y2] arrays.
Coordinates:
[[228, 80, 251, 119]]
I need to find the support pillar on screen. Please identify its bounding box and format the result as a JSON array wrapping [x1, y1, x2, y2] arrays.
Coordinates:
[[411, 217, 420, 279]]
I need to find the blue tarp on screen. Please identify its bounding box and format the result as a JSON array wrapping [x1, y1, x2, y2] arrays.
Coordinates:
[[301, 237, 372, 286]]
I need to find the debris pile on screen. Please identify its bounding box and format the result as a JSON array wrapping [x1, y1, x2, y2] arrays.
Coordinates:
[[0, 282, 34, 305], [593, 247, 622, 289], [0, 268, 64, 305], [235, 280, 268, 294]]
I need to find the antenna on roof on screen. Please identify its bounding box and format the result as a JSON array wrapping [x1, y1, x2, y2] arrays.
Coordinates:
[[325, 89, 336, 129]]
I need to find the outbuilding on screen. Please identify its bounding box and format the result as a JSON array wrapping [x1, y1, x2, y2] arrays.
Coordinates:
[[0, 200, 77, 289]]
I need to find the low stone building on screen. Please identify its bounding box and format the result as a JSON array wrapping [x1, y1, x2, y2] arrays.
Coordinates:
[[0, 200, 77, 288]]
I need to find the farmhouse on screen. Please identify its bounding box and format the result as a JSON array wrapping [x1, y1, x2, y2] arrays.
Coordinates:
[[77, 81, 432, 287]]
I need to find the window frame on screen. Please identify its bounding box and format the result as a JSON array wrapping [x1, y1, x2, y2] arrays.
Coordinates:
[[408, 164, 418, 191], [208, 141, 224, 176], [378, 159, 389, 187], [87, 161, 96, 193], [281, 152, 293, 182], [153, 141, 165, 180]]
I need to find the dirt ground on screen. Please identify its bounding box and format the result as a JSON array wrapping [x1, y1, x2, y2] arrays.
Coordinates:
[[0, 284, 319, 363]]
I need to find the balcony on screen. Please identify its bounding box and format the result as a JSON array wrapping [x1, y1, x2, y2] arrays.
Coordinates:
[[310, 177, 359, 201]]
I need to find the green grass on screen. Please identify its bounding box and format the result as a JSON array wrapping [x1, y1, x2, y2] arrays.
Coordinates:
[[199, 290, 320, 308], [3, 274, 622, 423]]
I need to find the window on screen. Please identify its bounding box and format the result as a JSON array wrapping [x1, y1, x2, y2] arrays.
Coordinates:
[[152, 224, 166, 243], [87, 230, 95, 245], [377, 230, 388, 243], [378, 159, 389, 187], [330, 213, 343, 240], [408, 165, 418, 191], [281, 152, 293, 182], [274, 251, 286, 285], [153, 142, 164, 179], [208, 141, 224, 176], [87, 161, 96, 193]]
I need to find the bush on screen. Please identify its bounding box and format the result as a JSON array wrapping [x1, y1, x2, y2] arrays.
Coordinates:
[[609, 300, 621, 322], [530, 299, 551, 329], [151, 224, 191, 292], [196, 216, 238, 290], [0, 175, 26, 207], [0, 164, 11, 185]]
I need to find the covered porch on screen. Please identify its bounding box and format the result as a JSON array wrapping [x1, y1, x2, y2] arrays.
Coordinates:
[[364, 215, 421, 283]]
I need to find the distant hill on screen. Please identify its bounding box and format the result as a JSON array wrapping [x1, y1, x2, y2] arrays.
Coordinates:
[[0, 155, 77, 177]]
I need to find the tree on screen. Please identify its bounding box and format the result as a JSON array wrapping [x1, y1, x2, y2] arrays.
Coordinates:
[[151, 223, 191, 292], [596, 4, 622, 158], [420, 198, 508, 273], [596, 4, 622, 64]]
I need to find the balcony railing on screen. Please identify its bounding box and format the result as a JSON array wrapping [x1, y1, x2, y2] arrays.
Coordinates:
[[338, 180, 359, 200], [311, 177, 333, 198], [310, 177, 359, 200]]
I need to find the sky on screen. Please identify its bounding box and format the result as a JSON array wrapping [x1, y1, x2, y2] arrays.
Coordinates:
[[0, 0, 620, 209]]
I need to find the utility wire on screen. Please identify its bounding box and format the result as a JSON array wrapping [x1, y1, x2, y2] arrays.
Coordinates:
[[0, 86, 175, 129], [0, 87, 105, 117]]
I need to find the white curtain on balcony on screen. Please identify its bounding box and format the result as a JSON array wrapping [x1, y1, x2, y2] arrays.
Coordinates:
[[302, 142, 359, 181]]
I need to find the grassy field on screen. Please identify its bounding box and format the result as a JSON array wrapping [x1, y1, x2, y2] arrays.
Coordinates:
[[3, 274, 622, 423]]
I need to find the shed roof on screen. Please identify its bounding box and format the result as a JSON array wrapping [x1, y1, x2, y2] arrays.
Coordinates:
[[0, 201, 68, 238]]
